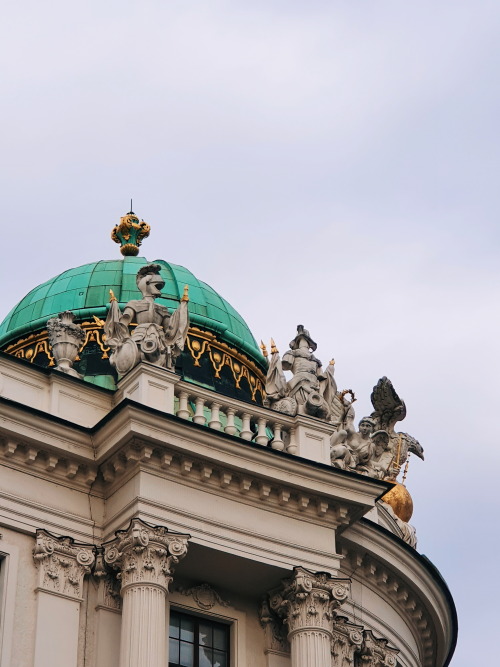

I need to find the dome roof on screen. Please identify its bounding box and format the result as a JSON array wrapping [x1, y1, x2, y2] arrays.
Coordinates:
[[0, 257, 264, 369]]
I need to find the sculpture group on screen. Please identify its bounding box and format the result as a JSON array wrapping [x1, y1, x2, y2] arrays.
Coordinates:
[[46, 264, 190, 379], [264, 325, 424, 482]]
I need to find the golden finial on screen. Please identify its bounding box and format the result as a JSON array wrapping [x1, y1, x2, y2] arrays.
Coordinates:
[[181, 285, 189, 302], [270, 338, 279, 354], [260, 340, 268, 357], [109, 289, 117, 302], [111, 209, 151, 256], [329, 358, 335, 366]]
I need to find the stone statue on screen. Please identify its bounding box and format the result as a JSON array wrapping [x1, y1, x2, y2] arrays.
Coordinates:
[[104, 264, 190, 377], [263, 340, 297, 416], [365, 430, 393, 479], [47, 311, 86, 378], [370, 377, 424, 480], [330, 430, 356, 470], [330, 416, 375, 472], [331, 416, 375, 472], [280, 325, 331, 419]]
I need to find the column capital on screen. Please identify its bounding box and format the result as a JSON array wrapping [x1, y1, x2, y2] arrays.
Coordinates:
[[269, 566, 351, 638], [359, 630, 399, 667], [33, 529, 95, 601], [103, 518, 190, 593]]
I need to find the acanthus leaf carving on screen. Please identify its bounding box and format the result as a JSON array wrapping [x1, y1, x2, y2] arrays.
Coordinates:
[[103, 518, 189, 594], [259, 596, 290, 654], [268, 567, 351, 639], [33, 529, 95, 600]]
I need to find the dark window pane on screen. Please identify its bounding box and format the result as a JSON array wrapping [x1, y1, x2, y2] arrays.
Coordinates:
[[170, 613, 180, 639], [213, 650, 227, 667], [169, 638, 180, 663], [198, 622, 213, 647], [180, 641, 194, 667], [199, 646, 213, 667], [180, 617, 195, 643], [213, 627, 226, 651]]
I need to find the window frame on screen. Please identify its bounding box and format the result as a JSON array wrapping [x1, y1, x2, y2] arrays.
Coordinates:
[[167, 591, 246, 667], [168, 609, 230, 667]]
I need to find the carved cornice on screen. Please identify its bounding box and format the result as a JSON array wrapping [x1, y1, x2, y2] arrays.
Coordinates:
[[0, 436, 98, 490], [33, 529, 95, 601], [100, 439, 353, 530], [269, 567, 351, 639], [339, 536, 435, 666], [103, 518, 189, 594]]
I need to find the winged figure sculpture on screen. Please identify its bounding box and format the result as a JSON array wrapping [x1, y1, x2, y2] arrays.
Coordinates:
[[370, 377, 424, 480]]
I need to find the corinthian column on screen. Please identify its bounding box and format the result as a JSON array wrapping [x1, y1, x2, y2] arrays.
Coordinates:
[[104, 519, 189, 667], [269, 567, 351, 667]]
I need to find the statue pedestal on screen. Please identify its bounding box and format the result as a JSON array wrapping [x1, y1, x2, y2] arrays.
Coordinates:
[[293, 415, 336, 466], [115, 362, 181, 414]]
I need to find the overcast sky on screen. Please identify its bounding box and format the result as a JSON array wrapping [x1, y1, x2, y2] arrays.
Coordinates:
[[2, 2, 499, 664]]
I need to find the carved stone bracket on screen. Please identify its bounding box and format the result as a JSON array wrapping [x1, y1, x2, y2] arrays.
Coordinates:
[[103, 518, 190, 594], [269, 567, 351, 638], [33, 529, 95, 601]]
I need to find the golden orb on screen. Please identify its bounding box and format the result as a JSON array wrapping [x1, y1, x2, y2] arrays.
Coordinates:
[[381, 483, 414, 523]]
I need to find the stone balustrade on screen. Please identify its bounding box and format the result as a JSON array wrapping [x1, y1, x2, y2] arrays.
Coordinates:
[[174, 380, 297, 454]]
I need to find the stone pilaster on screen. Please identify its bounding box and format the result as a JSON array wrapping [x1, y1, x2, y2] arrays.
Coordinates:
[[32, 530, 95, 667], [269, 567, 351, 667], [104, 518, 189, 667], [33, 529, 95, 600]]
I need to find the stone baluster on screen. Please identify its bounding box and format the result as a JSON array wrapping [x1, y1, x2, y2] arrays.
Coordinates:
[[287, 427, 298, 455], [269, 567, 351, 667], [176, 391, 190, 419], [240, 412, 253, 440], [193, 397, 206, 425], [255, 417, 269, 446], [104, 519, 189, 667], [271, 423, 284, 451], [224, 408, 237, 436], [208, 402, 222, 430]]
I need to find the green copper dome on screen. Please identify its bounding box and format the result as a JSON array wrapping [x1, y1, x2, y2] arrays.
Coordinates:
[[0, 257, 263, 368]]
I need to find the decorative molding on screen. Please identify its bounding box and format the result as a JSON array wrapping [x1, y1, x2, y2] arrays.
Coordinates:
[[103, 518, 189, 594], [177, 582, 229, 610], [269, 567, 351, 638], [186, 327, 265, 401], [33, 529, 95, 601]]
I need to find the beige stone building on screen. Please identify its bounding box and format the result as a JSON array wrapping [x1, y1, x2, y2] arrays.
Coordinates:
[[0, 214, 456, 667]]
